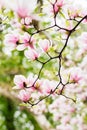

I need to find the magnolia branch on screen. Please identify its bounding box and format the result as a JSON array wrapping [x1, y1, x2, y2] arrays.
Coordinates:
[[3, 0, 86, 106], [22, 8, 87, 106]]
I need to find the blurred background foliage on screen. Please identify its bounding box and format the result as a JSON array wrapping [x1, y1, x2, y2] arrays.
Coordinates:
[[0, 95, 42, 130]]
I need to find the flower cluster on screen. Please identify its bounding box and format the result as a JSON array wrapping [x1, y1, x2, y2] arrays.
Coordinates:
[[13, 74, 57, 102], [4, 31, 51, 60]]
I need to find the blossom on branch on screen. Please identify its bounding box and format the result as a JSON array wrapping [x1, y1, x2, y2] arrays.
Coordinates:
[[4, 31, 20, 51], [17, 32, 35, 51], [41, 80, 57, 95], [13, 75, 27, 89], [38, 39, 50, 52], [24, 47, 38, 61], [53, 0, 64, 14], [18, 89, 30, 102], [70, 68, 83, 83]]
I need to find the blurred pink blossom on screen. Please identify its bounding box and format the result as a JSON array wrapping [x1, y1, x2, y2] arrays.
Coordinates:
[[27, 74, 36, 87], [70, 68, 83, 83], [4, 31, 20, 50], [61, 115, 70, 124], [38, 39, 50, 52], [41, 80, 56, 94], [24, 48, 38, 60], [80, 32, 87, 50], [13, 75, 27, 89], [53, 0, 64, 13], [68, 6, 80, 19], [70, 74, 82, 83], [0, 0, 5, 9], [5, 0, 36, 18], [17, 32, 35, 51], [18, 89, 30, 102]]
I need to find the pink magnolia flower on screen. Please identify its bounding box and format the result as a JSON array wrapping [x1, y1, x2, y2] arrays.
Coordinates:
[[67, 0, 87, 19], [70, 74, 82, 83], [5, 0, 36, 18], [41, 80, 56, 95], [17, 32, 35, 51], [16, 6, 28, 18], [4, 31, 20, 50], [18, 89, 30, 102], [27, 74, 37, 87], [68, 6, 80, 19], [15, 0, 35, 18], [38, 39, 50, 52], [24, 48, 38, 60], [54, 0, 64, 13], [13, 75, 27, 89], [70, 68, 82, 83]]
